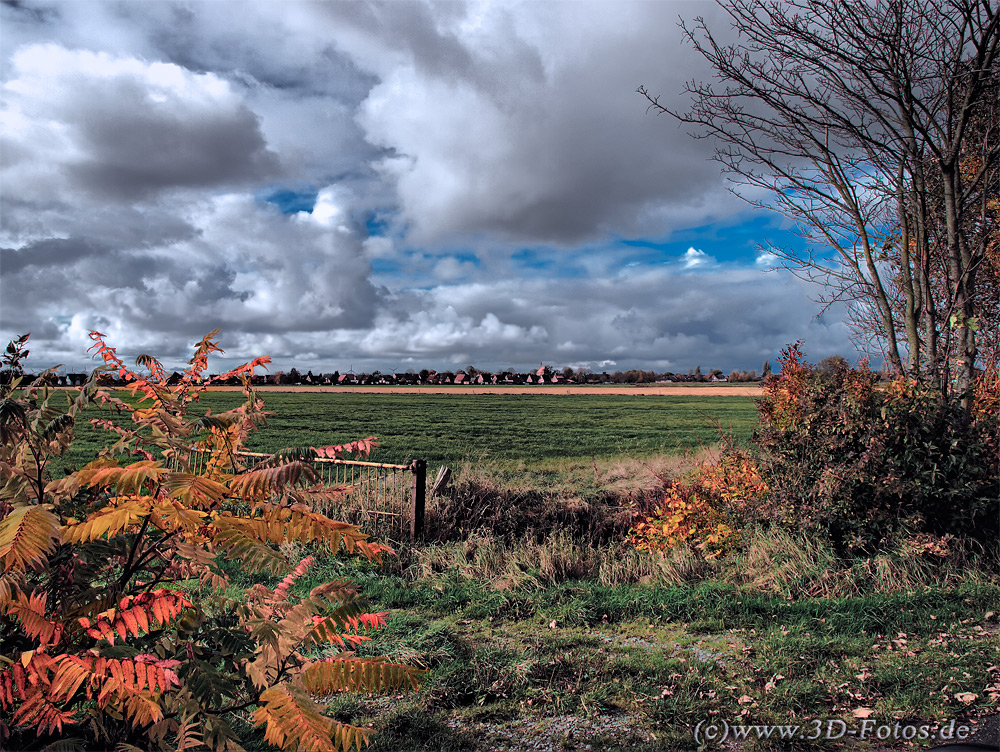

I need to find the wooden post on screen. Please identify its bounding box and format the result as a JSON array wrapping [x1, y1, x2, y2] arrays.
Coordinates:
[[409, 459, 426, 542], [430, 465, 451, 497]]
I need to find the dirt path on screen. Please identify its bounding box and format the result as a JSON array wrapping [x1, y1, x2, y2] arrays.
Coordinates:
[[207, 385, 762, 396]]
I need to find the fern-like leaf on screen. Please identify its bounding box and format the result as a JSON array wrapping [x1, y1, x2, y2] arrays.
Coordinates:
[[51, 655, 182, 715], [214, 355, 272, 383], [5, 590, 63, 647], [0, 661, 25, 708], [209, 507, 381, 569], [150, 498, 208, 536], [169, 539, 229, 590], [12, 687, 77, 736], [162, 472, 229, 508], [312, 437, 379, 459], [195, 414, 234, 432], [40, 413, 74, 444], [0, 571, 21, 606], [173, 713, 205, 751], [185, 329, 224, 381], [302, 618, 370, 650], [210, 516, 288, 574], [5, 652, 76, 735], [285, 485, 350, 508], [282, 507, 393, 562], [74, 460, 168, 494], [47, 655, 92, 704], [227, 461, 319, 501], [38, 739, 87, 752], [77, 590, 192, 645], [302, 656, 423, 696], [134, 353, 167, 382], [62, 496, 151, 544], [268, 555, 315, 607], [0, 397, 27, 444], [0, 506, 60, 572], [94, 671, 165, 727], [253, 684, 371, 752]]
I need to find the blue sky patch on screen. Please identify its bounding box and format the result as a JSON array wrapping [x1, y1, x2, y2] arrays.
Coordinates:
[[261, 188, 319, 214]]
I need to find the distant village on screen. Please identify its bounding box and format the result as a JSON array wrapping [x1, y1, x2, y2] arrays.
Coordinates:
[[22, 363, 770, 388]]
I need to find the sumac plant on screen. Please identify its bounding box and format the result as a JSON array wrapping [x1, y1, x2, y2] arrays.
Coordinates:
[[0, 331, 421, 751]]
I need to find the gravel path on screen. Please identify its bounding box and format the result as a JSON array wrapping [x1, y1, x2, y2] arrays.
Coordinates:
[[441, 711, 656, 751]]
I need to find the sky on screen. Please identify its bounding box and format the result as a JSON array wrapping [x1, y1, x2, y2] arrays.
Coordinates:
[[0, 0, 863, 376]]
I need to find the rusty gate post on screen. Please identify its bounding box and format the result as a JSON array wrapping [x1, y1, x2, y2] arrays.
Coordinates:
[[409, 459, 426, 541]]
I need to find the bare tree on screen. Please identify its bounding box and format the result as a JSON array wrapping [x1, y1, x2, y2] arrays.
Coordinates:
[[641, 0, 1000, 402]]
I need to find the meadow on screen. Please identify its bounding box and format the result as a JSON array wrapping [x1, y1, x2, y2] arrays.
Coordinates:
[[15, 384, 1000, 751], [62, 390, 759, 474], [195, 391, 993, 752]]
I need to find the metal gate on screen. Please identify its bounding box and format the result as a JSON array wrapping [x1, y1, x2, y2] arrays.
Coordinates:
[[186, 450, 426, 545]]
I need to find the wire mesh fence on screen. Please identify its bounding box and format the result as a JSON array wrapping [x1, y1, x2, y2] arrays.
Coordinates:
[[183, 449, 424, 546]]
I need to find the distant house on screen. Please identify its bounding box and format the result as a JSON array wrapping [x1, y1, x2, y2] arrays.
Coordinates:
[[454, 373, 466, 384]]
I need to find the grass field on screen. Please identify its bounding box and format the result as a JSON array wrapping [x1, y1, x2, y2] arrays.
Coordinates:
[[61, 390, 759, 474], [38, 386, 1000, 751], [219, 546, 1000, 752]]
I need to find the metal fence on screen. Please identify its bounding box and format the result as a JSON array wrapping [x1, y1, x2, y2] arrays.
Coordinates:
[[186, 450, 426, 545]]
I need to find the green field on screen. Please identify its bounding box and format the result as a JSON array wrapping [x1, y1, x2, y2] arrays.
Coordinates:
[[63, 391, 759, 473]]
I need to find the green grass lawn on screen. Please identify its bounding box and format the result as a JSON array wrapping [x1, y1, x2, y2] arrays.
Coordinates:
[[59, 391, 759, 474], [220, 553, 1000, 752]]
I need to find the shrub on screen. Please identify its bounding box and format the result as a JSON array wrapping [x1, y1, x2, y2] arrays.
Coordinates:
[[0, 331, 421, 751], [628, 482, 734, 558], [627, 451, 766, 558], [753, 344, 1000, 552]]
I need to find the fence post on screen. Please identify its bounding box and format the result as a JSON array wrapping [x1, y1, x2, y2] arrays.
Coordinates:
[[409, 459, 426, 542]]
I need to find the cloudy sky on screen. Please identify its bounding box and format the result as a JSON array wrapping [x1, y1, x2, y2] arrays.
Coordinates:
[[1, 0, 860, 375]]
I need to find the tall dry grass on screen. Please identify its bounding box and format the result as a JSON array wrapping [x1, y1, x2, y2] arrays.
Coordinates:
[[401, 528, 997, 597], [404, 452, 998, 597]]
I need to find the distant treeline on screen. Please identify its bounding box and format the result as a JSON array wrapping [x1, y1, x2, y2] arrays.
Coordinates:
[[3, 362, 774, 388]]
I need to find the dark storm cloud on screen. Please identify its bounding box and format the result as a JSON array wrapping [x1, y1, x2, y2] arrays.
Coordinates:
[[69, 95, 278, 199], [327, 1, 738, 244], [3, 45, 281, 201], [0, 0, 860, 373], [316, 0, 545, 95], [0, 237, 109, 274]]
